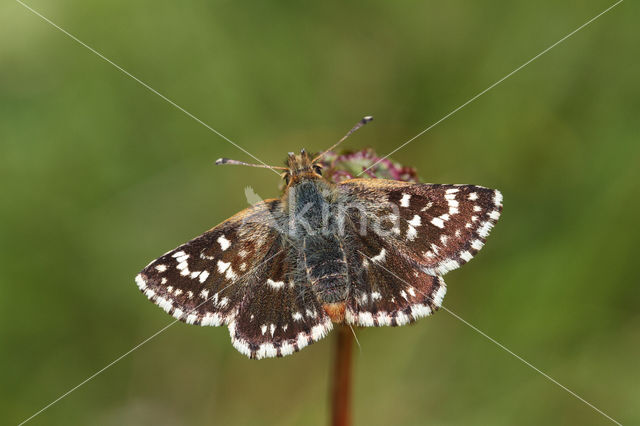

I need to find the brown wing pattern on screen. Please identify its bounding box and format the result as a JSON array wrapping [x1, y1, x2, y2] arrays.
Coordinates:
[[338, 179, 502, 275], [136, 199, 332, 359], [338, 178, 502, 325], [230, 249, 332, 359], [343, 230, 446, 326]]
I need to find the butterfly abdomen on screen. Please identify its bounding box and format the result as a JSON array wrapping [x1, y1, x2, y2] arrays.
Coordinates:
[[303, 235, 349, 304]]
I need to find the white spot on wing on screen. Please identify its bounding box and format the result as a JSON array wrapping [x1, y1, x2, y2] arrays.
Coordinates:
[[407, 226, 417, 241], [431, 217, 445, 228], [371, 248, 386, 263], [280, 341, 294, 356], [135, 274, 147, 291], [400, 193, 411, 207], [267, 279, 285, 289], [410, 303, 432, 318], [217, 235, 231, 251], [421, 201, 433, 212], [217, 260, 231, 274], [257, 343, 277, 359], [478, 221, 493, 238], [436, 259, 460, 274], [225, 267, 237, 281], [433, 281, 447, 306], [157, 297, 172, 313], [297, 333, 309, 349], [395, 311, 410, 325], [358, 312, 374, 326], [493, 190, 503, 206], [201, 312, 222, 326]]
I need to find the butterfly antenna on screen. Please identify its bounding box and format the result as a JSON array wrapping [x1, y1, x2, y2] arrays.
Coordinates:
[[215, 158, 288, 170], [312, 116, 373, 163]]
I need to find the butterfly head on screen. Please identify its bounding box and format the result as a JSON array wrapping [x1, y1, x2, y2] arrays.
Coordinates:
[[215, 116, 372, 188], [282, 149, 324, 187]]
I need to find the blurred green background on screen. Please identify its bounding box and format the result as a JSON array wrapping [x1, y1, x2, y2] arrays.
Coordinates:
[[1, 0, 638, 424]]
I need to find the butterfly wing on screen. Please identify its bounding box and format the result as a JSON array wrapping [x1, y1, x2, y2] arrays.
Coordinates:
[[135, 199, 331, 359], [338, 178, 502, 325], [344, 230, 447, 326], [339, 178, 502, 274], [230, 249, 333, 359]]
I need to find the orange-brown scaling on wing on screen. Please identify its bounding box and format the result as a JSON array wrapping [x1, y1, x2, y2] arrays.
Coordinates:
[[323, 302, 346, 323]]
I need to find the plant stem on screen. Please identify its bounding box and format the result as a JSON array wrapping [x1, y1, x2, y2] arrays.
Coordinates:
[[331, 325, 353, 426]]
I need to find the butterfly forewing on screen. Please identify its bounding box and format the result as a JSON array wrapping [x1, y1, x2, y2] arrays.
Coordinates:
[[339, 179, 502, 275], [136, 200, 282, 326]]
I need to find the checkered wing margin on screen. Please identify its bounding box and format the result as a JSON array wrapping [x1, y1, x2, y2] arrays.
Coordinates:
[[135, 199, 330, 359]]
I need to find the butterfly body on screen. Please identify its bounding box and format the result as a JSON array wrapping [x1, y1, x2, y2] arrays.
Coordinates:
[[136, 148, 503, 359], [277, 151, 353, 318]]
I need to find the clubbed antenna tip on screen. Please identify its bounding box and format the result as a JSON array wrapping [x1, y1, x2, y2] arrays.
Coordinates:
[[312, 115, 374, 163], [214, 157, 287, 170]]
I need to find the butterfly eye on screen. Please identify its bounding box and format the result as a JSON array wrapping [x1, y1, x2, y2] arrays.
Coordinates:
[[283, 173, 291, 185], [313, 165, 323, 175]]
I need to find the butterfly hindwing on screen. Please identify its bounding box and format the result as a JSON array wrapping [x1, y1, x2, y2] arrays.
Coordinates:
[[344, 231, 446, 326], [230, 249, 332, 359]]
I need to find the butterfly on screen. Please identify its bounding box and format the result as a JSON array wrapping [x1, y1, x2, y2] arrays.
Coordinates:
[[135, 117, 503, 359]]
